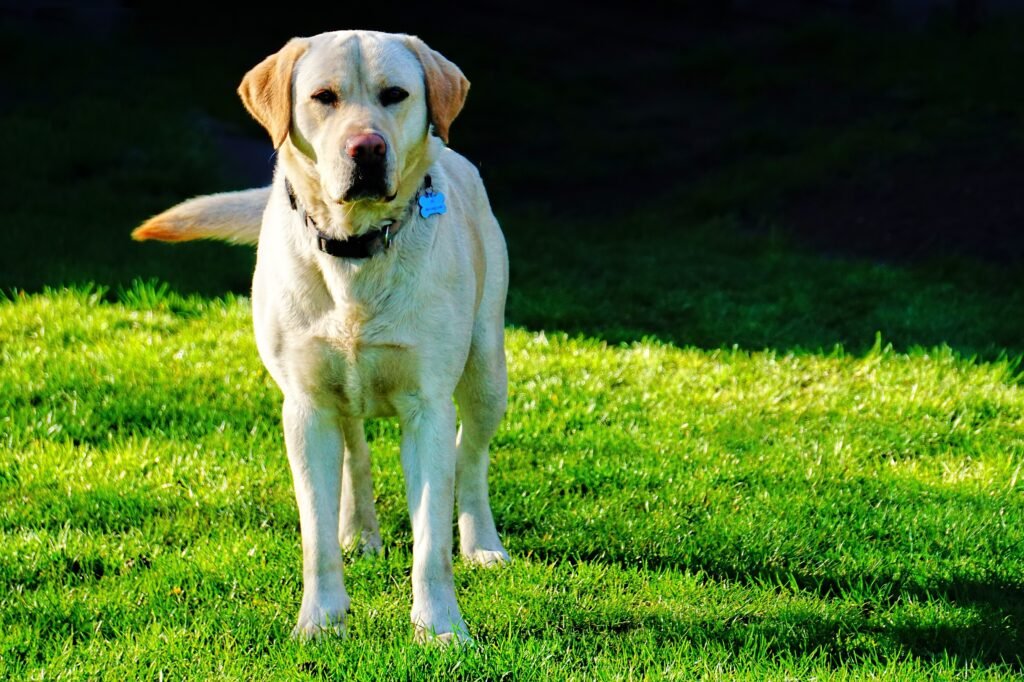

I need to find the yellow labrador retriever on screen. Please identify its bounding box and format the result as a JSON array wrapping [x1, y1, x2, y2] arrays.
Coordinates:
[[134, 30, 509, 644]]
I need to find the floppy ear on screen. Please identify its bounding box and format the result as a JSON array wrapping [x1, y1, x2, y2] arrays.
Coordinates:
[[237, 38, 309, 149], [403, 36, 470, 144]]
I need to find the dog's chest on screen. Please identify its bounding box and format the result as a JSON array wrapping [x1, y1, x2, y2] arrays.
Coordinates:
[[301, 309, 420, 418]]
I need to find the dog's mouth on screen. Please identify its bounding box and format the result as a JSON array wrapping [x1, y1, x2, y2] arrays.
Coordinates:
[[342, 186, 397, 203], [341, 162, 395, 203]]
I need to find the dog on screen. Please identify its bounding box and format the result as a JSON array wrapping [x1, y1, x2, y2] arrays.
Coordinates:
[[133, 30, 510, 644]]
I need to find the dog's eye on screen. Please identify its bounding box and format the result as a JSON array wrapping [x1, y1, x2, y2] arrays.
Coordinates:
[[311, 89, 338, 106], [379, 87, 409, 106]]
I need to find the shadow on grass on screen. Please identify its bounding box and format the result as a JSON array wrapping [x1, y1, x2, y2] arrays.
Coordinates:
[[505, 209, 1024, 359], [523, 543, 1023, 669]]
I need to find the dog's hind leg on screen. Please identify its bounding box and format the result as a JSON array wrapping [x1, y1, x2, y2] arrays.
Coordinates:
[[454, 325, 510, 567], [338, 418, 383, 556]]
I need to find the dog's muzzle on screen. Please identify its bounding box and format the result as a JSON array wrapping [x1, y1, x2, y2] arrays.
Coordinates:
[[343, 133, 390, 201]]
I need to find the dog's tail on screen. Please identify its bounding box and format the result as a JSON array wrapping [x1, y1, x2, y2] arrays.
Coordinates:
[[132, 187, 270, 245]]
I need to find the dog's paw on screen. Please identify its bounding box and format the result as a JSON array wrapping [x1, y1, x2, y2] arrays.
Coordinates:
[[411, 603, 472, 647], [340, 529, 383, 558], [413, 623, 474, 647], [292, 599, 350, 640], [292, 619, 346, 640], [357, 531, 383, 557], [462, 547, 510, 567]]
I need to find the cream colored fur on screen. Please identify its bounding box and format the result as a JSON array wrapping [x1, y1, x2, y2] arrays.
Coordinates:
[[135, 187, 268, 244], [134, 30, 509, 645]]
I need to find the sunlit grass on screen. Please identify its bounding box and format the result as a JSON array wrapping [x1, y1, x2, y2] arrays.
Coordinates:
[[2, 290, 1021, 679]]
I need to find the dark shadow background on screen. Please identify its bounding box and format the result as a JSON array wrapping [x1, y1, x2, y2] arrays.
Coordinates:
[[5, 1, 1024, 355]]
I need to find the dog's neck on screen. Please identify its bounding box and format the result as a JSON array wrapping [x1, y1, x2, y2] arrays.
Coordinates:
[[278, 137, 443, 239]]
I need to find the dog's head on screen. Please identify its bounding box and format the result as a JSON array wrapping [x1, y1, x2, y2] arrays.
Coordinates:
[[238, 31, 468, 208]]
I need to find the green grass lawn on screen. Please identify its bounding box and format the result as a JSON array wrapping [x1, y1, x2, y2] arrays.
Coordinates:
[[1, 288, 1022, 679], [3, 11, 1024, 680]]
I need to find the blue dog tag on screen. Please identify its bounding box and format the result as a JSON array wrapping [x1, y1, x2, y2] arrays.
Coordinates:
[[418, 190, 447, 218]]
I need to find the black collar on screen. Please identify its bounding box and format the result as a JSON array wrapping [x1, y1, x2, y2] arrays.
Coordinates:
[[284, 177, 430, 259]]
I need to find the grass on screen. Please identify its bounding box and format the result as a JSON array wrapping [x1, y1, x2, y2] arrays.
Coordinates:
[[3, 9, 1024, 680], [2, 288, 1022, 679]]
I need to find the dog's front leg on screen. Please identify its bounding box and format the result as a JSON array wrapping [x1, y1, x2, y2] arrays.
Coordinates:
[[397, 397, 469, 644], [282, 397, 349, 638]]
